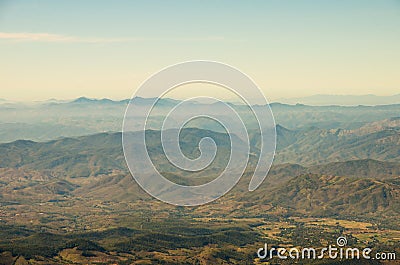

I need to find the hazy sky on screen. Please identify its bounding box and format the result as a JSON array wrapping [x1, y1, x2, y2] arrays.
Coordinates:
[[1, 0, 399, 101]]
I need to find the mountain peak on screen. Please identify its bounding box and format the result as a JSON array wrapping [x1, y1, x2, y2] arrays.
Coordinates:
[[72, 97, 95, 103]]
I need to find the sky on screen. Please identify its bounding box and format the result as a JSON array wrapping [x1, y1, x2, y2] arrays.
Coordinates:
[[0, 0, 399, 102]]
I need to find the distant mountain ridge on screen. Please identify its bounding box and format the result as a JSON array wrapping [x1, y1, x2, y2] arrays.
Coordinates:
[[1, 96, 400, 143], [71, 96, 181, 106], [277, 93, 400, 106], [66, 95, 400, 107], [3, 94, 400, 107]]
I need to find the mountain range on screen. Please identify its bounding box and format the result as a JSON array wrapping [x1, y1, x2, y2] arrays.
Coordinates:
[[1, 97, 400, 263], [1, 96, 400, 143], [1, 121, 399, 176], [0, 128, 399, 226]]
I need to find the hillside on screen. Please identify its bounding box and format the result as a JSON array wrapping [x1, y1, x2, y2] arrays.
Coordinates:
[[0, 130, 399, 264], [1, 124, 399, 175], [265, 174, 400, 219], [0, 128, 399, 221], [275, 126, 400, 165]]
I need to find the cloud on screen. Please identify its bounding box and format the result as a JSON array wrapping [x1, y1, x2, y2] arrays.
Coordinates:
[[0, 32, 228, 43], [0, 32, 132, 43]]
